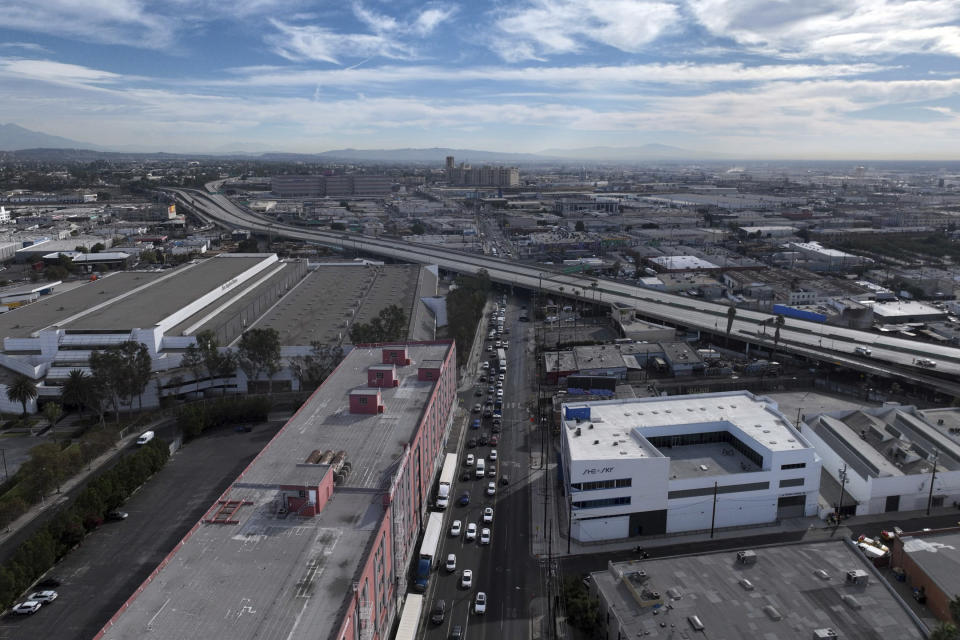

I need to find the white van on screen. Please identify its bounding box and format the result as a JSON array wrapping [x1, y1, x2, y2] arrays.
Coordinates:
[[136, 430, 155, 445], [854, 346, 872, 356], [475, 458, 486, 479]]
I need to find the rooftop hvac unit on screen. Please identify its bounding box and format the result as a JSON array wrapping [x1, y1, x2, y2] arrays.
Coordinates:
[[812, 629, 839, 639], [737, 550, 758, 565], [575, 427, 582, 436], [845, 570, 869, 585]]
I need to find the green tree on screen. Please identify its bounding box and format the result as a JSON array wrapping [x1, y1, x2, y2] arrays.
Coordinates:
[[42, 402, 63, 429], [90, 243, 105, 253], [773, 314, 786, 358], [6, 375, 37, 416], [410, 222, 426, 235], [74, 245, 89, 254], [237, 328, 282, 393], [930, 622, 959, 640], [289, 342, 345, 391], [236, 237, 259, 253], [181, 343, 204, 394], [949, 595, 960, 623], [349, 305, 408, 344], [61, 369, 92, 417], [89, 341, 152, 417]]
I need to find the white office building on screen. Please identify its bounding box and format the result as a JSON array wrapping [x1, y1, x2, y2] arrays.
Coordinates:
[[560, 391, 821, 541]]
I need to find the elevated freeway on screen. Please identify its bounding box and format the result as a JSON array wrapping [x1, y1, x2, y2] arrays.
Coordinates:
[[166, 187, 960, 399]]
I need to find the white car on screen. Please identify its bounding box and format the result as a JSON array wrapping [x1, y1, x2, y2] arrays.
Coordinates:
[[450, 520, 462, 537], [486, 481, 496, 496], [498, 374, 505, 382], [475, 592, 487, 614], [496, 389, 503, 398], [28, 590, 57, 603], [489, 449, 498, 461], [482, 507, 493, 523], [502, 341, 509, 349], [12, 601, 41, 615], [461, 569, 473, 589], [466, 522, 478, 541], [465, 454, 475, 467], [446, 554, 457, 572], [482, 362, 490, 370], [480, 528, 491, 545]]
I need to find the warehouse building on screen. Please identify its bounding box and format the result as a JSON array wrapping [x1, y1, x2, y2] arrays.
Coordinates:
[[96, 341, 457, 640], [560, 391, 821, 541], [589, 540, 926, 640], [802, 404, 960, 517]]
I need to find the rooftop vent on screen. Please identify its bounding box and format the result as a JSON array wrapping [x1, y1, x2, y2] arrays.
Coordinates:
[[739, 578, 754, 591], [575, 427, 582, 436], [763, 605, 782, 621], [841, 594, 862, 610], [593, 440, 600, 445], [814, 569, 830, 580]]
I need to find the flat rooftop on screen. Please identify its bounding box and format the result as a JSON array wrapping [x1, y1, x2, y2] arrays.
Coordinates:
[[562, 391, 810, 462], [64, 255, 270, 332], [255, 264, 421, 345], [591, 539, 925, 639], [901, 529, 960, 600], [0, 271, 166, 338], [98, 343, 453, 640]]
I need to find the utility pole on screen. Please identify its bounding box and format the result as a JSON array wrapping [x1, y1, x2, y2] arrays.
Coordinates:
[[834, 464, 848, 534], [710, 481, 719, 538], [926, 450, 939, 516]]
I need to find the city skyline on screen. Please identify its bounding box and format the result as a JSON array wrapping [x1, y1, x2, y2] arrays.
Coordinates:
[[0, 1, 959, 158]]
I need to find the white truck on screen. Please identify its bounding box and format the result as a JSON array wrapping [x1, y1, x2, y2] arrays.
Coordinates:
[[436, 453, 457, 509]]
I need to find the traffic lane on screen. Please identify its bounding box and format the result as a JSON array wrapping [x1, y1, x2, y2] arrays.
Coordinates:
[[0, 422, 283, 640]]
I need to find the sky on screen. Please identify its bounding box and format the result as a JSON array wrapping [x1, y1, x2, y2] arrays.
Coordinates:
[[1, 0, 960, 158]]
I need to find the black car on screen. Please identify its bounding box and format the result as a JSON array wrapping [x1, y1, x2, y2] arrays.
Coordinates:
[[431, 600, 446, 624], [467, 438, 477, 448], [461, 471, 471, 481], [36, 577, 61, 589], [478, 435, 488, 446], [450, 625, 463, 640]]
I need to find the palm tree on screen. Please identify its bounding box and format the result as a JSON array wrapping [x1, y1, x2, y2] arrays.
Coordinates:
[[61, 369, 91, 417], [773, 315, 786, 358], [6, 375, 38, 416], [725, 305, 737, 348]]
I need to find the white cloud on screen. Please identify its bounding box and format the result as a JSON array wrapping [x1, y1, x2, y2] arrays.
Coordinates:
[[0, 58, 124, 88], [211, 61, 888, 90], [0, 0, 178, 49], [687, 0, 960, 59], [491, 0, 680, 61], [412, 7, 458, 36], [266, 19, 415, 64]]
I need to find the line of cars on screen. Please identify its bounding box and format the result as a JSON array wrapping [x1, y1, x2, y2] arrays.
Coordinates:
[[10, 578, 60, 616]]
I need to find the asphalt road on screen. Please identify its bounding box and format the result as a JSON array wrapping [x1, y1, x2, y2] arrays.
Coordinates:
[[0, 420, 285, 640], [423, 293, 541, 640]]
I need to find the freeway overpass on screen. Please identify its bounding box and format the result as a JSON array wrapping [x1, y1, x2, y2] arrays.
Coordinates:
[[165, 187, 960, 399]]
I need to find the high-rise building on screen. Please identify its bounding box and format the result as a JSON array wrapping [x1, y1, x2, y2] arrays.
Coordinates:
[[271, 175, 393, 198], [443, 156, 519, 187]]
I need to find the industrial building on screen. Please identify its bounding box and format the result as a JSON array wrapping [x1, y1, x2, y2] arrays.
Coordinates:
[[271, 175, 393, 198], [95, 341, 457, 640], [444, 156, 519, 187], [0, 254, 437, 411], [891, 527, 960, 624], [559, 391, 821, 541], [589, 540, 926, 640], [802, 405, 960, 517]]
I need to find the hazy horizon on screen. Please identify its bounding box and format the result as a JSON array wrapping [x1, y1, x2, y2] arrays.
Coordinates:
[[0, 1, 959, 159]]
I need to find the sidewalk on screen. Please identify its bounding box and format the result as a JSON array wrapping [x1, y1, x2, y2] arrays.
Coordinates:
[[0, 417, 170, 547]]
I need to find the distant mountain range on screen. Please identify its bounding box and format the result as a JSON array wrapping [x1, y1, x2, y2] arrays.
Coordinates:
[[0, 123, 103, 151], [0, 122, 716, 164]]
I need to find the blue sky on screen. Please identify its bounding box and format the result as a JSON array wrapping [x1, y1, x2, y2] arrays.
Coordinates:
[[1, 0, 959, 158]]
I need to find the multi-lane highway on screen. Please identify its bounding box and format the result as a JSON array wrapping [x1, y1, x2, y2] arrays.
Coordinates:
[[165, 186, 960, 397]]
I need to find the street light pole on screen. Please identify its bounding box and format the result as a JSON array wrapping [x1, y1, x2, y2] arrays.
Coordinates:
[[834, 464, 848, 534], [926, 450, 939, 516]]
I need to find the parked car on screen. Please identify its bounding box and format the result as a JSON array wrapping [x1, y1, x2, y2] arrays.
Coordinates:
[[35, 577, 61, 589], [472, 404, 481, 413], [471, 419, 481, 429], [467, 438, 477, 449], [489, 435, 499, 446], [11, 601, 41, 615], [465, 454, 474, 466], [28, 591, 57, 604], [107, 510, 128, 521], [478, 435, 488, 446], [489, 449, 498, 461]]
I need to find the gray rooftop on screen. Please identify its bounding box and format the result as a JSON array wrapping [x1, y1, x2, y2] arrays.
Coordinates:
[[255, 264, 421, 345], [0, 271, 165, 338], [64, 256, 270, 332], [98, 342, 453, 640], [591, 539, 925, 640], [901, 530, 960, 601]]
